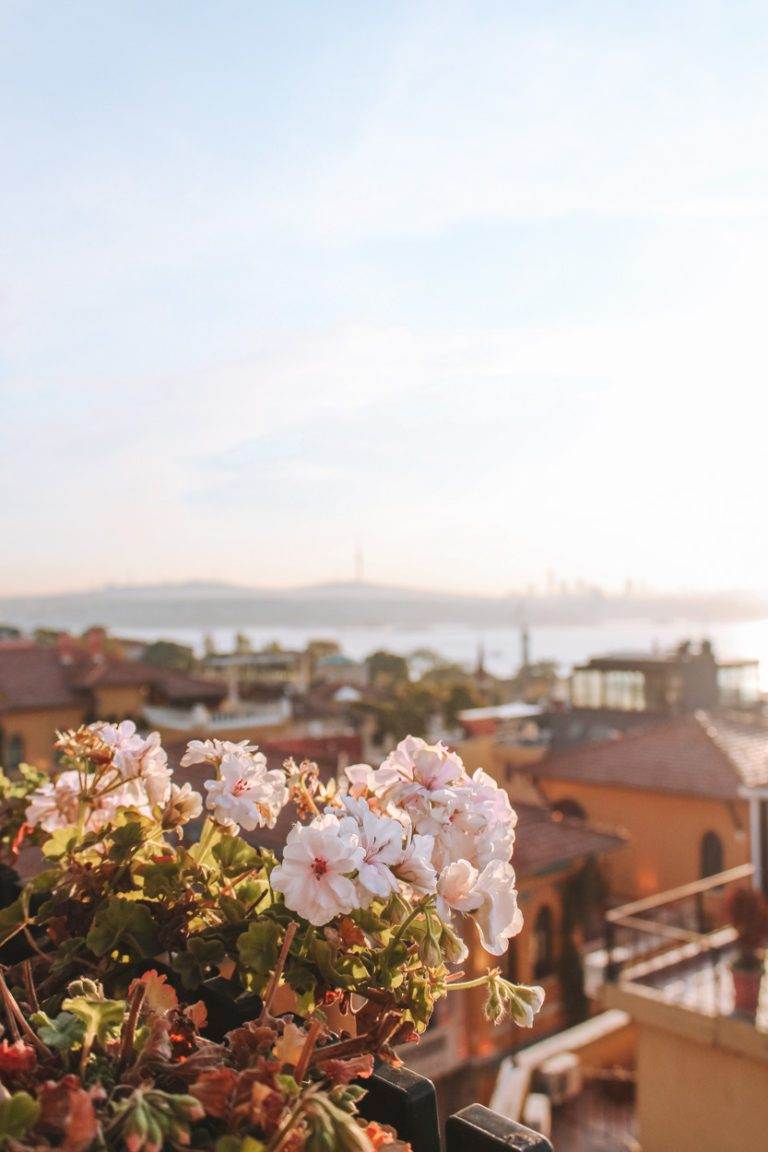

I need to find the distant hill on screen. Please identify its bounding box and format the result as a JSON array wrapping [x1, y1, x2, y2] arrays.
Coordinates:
[[0, 580, 765, 633]]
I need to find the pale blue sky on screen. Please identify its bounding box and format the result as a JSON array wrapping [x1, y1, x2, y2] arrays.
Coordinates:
[[2, 1, 768, 595]]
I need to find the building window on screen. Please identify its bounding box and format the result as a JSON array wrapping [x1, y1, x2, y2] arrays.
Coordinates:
[[700, 831, 724, 878], [603, 670, 646, 711], [532, 905, 555, 979], [571, 670, 602, 708], [6, 734, 25, 771]]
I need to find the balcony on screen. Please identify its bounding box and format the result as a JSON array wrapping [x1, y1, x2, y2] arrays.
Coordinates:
[[602, 864, 768, 1152]]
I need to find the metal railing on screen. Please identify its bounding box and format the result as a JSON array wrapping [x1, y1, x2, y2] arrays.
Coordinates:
[[604, 863, 755, 1015]]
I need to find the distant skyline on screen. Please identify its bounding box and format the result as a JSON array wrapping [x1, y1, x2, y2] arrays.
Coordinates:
[[3, 2, 768, 597]]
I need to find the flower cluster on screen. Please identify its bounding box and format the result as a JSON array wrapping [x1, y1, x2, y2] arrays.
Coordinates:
[[180, 738, 289, 832], [6, 721, 542, 1085], [273, 737, 522, 956]]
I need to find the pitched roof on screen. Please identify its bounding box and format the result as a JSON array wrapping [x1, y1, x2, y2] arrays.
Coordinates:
[[527, 711, 768, 800], [0, 643, 79, 710], [513, 803, 626, 877], [0, 644, 227, 713]]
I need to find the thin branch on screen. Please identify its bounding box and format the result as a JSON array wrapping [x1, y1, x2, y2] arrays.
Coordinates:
[[0, 970, 50, 1056], [118, 982, 146, 1072], [258, 922, 298, 1022], [293, 1018, 323, 1083], [22, 961, 39, 1013]]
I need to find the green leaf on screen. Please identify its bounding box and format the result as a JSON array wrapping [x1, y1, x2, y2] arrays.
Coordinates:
[[236, 920, 280, 988], [212, 837, 262, 874], [0, 898, 24, 944], [0, 1092, 40, 1143], [141, 859, 183, 899], [107, 820, 147, 861], [171, 936, 226, 989], [41, 826, 78, 859], [62, 995, 126, 1047], [32, 1010, 85, 1052], [86, 897, 158, 958], [310, 939, 370, 988], [216, 1138, 266, 1152]]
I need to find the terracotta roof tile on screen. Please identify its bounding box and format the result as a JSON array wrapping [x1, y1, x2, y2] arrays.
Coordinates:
[[513, 803, 626, 876], [0, 644, 80, 710], [527, 711, 768, 799]]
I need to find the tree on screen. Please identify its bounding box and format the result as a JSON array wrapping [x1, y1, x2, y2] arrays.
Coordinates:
[[143, 640, 195, 673], [365, 650, 409, 685]]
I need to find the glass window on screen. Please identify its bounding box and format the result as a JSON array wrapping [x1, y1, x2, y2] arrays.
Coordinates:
[[717, 664, 759, 706], [6, 735, 25, 771], [603, 670, 646, 711], [700, 831, 724, 878], [571, 670, 602, 708]]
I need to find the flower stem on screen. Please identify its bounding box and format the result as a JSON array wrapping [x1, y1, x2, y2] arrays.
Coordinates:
[[259, 921, 299, 1022], [389, 894, 432, 948]]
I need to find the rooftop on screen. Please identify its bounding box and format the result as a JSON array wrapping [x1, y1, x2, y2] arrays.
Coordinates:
[[0, 642, 227, 712], [509, 803, 626, 877], [528, 711, 768, 800]]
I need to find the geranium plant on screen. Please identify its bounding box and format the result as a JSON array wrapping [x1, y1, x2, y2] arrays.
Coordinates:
[[0, 723, 543, 1151]]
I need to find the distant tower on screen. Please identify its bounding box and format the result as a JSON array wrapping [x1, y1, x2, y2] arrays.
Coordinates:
[[475, 641, 486, 680], [520, 622, 530, 673], [354, 541, 364, 584]]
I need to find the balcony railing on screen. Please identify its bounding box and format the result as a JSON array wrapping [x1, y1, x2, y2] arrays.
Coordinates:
[[604, 862, 757, 1018], [142, 699, 292, 730]]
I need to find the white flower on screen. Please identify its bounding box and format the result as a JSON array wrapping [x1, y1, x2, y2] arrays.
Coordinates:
[[25, 771, 115, 834], [432, 770, 517, 872], [96, 721, 172, 808], [203, 751, 288, 832], [436, 859, 523, 956], [436, 859, 483, 919], [374, 737, 467, 835], [394, 833, 437, 895], [470, 861, 524, 955], [337, 797, 405, 904], [344, 763, 378, 797], [162, 782, 204, 831], [270, 813, 365, 926], [180, 738, 259, 768]]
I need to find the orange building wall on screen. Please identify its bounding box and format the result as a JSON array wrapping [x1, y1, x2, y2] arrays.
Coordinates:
[[1, 707, 86, 769], [92, 685, 148, 721], [537, 777, 749, 899]]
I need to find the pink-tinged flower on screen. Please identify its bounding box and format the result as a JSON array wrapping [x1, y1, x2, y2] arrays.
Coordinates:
[[436, 860, 483, 919], [436, 859, 523, 955], [374, 737, 467, 835], [344, 763, 378, 797], [338, 797, 405, 903], [204, 751, 288, 832], [162, 782, 204, 831], [470, 860, 523, 955], [180, 738, 259, 768], [433, 769, 517, 872], [270, 813, 364, 926], [394, 833, 437, 895], [95, 721, 172, 808], [25, 770, 115, 833]]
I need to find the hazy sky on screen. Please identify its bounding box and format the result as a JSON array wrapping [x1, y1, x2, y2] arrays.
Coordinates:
[[3, 1, 768, 596]]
